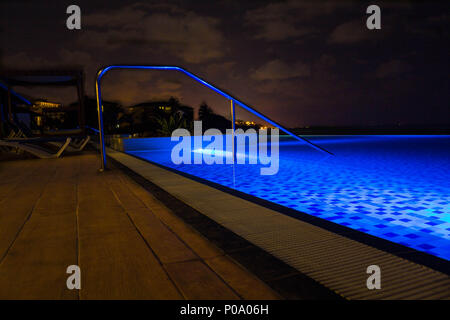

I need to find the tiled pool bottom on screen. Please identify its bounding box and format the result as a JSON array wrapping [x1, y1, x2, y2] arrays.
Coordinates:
[[125, 135, 450, 260]]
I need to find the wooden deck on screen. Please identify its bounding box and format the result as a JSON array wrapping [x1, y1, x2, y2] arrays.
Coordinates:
[[0, 152, 280, 300]]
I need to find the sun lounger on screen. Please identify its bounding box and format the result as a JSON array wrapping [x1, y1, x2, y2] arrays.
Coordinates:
[[69, 136, 90, 150], [1, 126, 26, 152], [0, 137, 71, 159], [48, 136, 90, 152]]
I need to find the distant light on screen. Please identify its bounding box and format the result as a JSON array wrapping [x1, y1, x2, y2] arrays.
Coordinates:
[[35, 116, 43, 126], [34, 101, 61, 108]]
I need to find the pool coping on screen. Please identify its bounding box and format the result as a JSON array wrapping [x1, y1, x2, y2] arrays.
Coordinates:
[[106, 149, 450, 299]]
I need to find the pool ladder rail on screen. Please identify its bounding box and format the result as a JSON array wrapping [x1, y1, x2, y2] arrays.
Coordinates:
[[95, 65, 333, 171]]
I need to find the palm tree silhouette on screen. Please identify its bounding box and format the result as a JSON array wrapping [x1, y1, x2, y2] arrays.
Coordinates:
[[155, 112, 191, 136]]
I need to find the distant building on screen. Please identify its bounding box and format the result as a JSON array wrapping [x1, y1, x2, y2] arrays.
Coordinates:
[[126, 100, 194, 121], [0, 70, 86, 136], [30, 100, 66, 131], [235, 119, 272, 130], [122, 98, 193, 136]]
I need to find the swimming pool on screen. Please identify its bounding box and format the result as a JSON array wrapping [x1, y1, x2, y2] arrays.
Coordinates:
[[123, 135, 450, 260]]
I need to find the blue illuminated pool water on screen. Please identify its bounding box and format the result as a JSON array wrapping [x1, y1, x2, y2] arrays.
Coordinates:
[[124, 135, 450, 260]]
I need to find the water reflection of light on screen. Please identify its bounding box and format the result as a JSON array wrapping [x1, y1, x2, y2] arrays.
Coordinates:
[[192, 148, 259, 161]]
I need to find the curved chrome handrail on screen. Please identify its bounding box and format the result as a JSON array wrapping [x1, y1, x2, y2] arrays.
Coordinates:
[[95, 65, 332, 171]]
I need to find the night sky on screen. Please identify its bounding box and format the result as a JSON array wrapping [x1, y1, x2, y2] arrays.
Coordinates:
[[1, 0, 449, 128]]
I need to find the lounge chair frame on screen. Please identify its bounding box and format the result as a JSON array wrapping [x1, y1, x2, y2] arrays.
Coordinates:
[[0, 137, 72, 159]]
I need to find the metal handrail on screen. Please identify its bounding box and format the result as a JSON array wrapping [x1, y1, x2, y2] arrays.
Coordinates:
[[95, 65, 332, 171]]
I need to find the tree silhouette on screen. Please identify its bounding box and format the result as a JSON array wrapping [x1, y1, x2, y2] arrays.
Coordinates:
[[198, 102, 213, 120], [197, 101, 231, 132], [155, 112, 191, 136]]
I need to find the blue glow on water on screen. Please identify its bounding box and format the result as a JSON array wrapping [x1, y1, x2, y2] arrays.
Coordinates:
[[124, 135, 450, 260], [193, 148, 233, 158]]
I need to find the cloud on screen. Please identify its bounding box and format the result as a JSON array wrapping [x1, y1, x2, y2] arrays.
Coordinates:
[[375, 60, 411, 78], [98, 69, 188, 105], [153, 79, 183, 99], [255, 22, 312, 41], [4, 49, 97, 72], [328, 20, 371, 44], [316, 54, 336, 68], [156, 79, 182, 91], [3, 52, 56, 69], [251, 59, 310, 81], [79, 3, 225, 63], [328, 3, 413, 45], [246, 16, 314, 41], [83, 4, 149, 27], [245, 0, 347, 41], [100, 69, 155, 103], [205, 61, 236, 75]]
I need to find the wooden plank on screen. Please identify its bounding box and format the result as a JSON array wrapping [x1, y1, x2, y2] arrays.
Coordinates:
[[165, 260, 240, 300], [114, 169, 281, 300], [106, 174, 198, 264], [0, 160, 56, 262], [76, 156, 181, 299], [0, 153, 284, 299], [0, 159, 38, 201], [121, 176, 224, 260], [205, 255, 281, 300], [0, 157, 79, 299]]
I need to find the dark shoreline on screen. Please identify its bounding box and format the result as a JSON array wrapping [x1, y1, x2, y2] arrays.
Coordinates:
[[291, 126, 450, 135]]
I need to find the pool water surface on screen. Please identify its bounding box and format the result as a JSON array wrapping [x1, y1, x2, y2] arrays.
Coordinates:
[[124, 135, 450, 260]]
